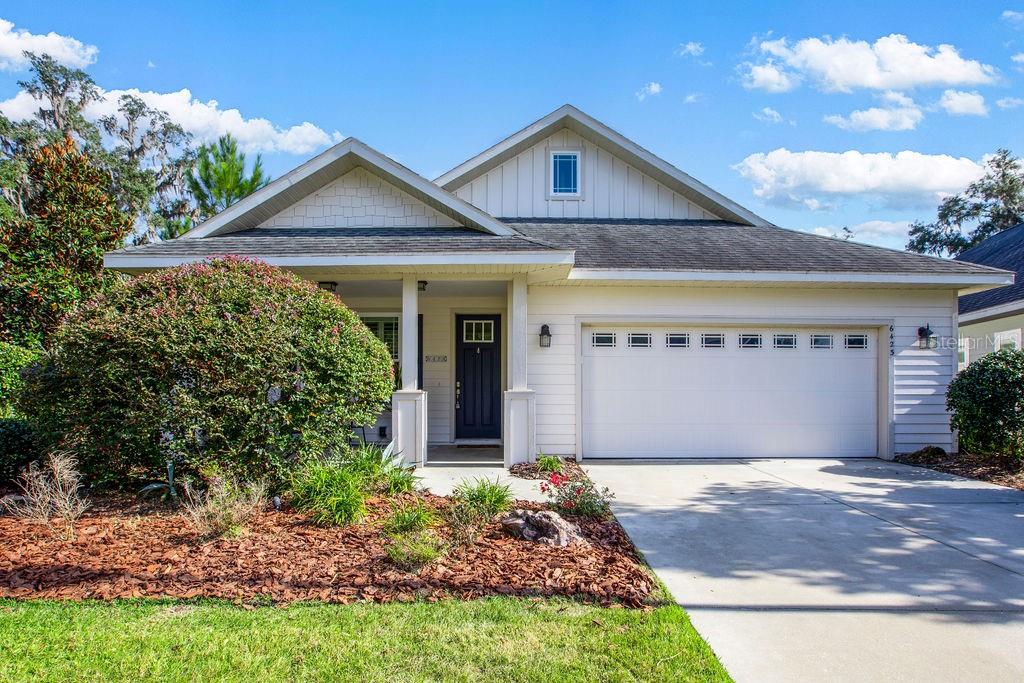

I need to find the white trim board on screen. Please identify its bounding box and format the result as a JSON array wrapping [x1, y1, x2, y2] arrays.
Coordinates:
[[959, 299, 1024, 324]]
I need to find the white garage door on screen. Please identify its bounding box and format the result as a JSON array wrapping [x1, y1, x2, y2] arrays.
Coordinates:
[[581, 326, 878, 458]]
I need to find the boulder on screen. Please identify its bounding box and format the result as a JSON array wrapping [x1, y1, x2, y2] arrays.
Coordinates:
[[499, 509, 587, 547]]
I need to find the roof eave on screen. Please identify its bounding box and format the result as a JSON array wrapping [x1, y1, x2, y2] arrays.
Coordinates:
[[566, 268, 1015, 288]]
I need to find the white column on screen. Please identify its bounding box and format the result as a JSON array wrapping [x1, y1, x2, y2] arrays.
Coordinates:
[[503, 275, 536, 467], [392, 276, 427, 466]]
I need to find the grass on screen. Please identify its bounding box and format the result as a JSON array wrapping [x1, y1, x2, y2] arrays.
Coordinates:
[[452, 477, 513, 517], [0, 598, 730, 682]]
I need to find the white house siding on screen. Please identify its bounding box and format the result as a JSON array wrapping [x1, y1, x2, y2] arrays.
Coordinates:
[[526, 285, 959, 457], [450, 128, 721, 221], [259, 167, 461, 229], [342, 293, 507, 444], [959, 312, 1024, 364]]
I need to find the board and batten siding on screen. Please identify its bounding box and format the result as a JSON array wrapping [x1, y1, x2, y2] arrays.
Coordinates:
[[259, 167, 461, 229], [450, 129, 721, 221], [526, 285, 958, 457]]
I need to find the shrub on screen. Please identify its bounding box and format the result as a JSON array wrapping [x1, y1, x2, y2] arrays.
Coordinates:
[[18, 257, 394, 485], [1, 451, 89, 540], [0, 418, 41, 483], [181, 477, 268, 538], [385, 529, 445, 570], [536, 453, 563, 474], [382, 500, 435, 536], [290, 460, 366, 526], [540, 473, 614, 518], [452, 477, 512, 517], [947, 349, 1024, 460], [442, 499, 493, 547], [0, 342, 38, 418]]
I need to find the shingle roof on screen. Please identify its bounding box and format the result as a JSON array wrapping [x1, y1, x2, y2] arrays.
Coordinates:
[[955, 223, 1024, 315], [507, 219, 1008, 275], [107, 227, 557, 257]]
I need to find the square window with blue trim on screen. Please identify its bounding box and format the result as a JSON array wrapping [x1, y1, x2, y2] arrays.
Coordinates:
[[551, 152, 579, 195]]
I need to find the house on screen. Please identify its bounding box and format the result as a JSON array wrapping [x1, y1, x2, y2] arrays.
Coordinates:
[[104, 105, 1013, 466], [955, 223, 1024, 369]]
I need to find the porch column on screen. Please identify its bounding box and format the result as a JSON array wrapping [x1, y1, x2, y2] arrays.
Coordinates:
[[392, 276, 427, 466], [503, 275, 536, 466]]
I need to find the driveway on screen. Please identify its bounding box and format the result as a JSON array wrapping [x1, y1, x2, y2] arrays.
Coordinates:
[[584, 458, 1024, 682]]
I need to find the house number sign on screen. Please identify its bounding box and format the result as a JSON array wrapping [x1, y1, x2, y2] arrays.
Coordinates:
[[889, 325, 895, 357], [425, 355, 448, 363]]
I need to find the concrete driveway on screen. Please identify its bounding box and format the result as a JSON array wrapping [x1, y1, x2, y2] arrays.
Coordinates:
[[584, 458, 1024, 683]]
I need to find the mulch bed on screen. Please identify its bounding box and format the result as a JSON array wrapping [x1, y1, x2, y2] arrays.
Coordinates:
[[0, 494, 656, 607], [896, 450, 1024, 491], [509, 459, 587, 481]]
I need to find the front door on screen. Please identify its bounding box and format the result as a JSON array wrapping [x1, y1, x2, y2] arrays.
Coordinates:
[[455, 314, 502, 439]]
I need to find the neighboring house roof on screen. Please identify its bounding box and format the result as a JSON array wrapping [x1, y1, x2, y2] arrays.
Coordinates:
[[955, 223, 1024, 317], [182, 138, 515, 238], [511, 219, 1011, 278], [434, 104, 773, 228]]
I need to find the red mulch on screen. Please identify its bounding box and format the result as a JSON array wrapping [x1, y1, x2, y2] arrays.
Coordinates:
[[0, 494, 655, 607], [897, 450, 1024, 491], [509, 459, 587, 481]]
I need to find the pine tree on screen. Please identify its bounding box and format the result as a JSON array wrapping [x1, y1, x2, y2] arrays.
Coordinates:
[[186, 134, 269, 223]]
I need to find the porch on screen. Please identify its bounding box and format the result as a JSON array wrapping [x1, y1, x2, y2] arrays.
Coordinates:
[[330, 275, 536, 467]]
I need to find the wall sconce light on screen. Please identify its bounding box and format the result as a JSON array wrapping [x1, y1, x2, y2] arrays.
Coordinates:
[[417, 280, 428, 292], [539, 324, 552, 348], [317, 281, 338, 293], [917, 324, 936, 349]]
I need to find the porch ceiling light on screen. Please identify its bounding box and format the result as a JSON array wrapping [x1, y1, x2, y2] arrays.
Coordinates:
[[539, 324, 552, 348], [917, 324, 936, 349], [418, 280, 428, 292]]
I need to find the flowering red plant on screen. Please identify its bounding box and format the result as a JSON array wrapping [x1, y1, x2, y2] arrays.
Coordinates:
[[538, 471, 614, 518]]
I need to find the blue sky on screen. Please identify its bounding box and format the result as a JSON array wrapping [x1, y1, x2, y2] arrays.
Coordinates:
[[2, 1, 1023, 248]]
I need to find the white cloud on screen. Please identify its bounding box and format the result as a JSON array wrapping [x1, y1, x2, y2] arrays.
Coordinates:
[[805, 220, 913, 247], [1014, 53, 1024, 62], [939, 89, 988, 116], [823, 91, 923, 131], [997, 96, 1024, 108], [734, 148, 985, 208], [0, 18, 98, 71], [683, 92, 702, 104], [0, 87, 343, 155], [753, 106, 784, 124], [741, 61, 800, 93], [744, 34, 996, 93], [146, 60, 156, 69], [676, 41, 705, 57], [1003, 10, 1024, 27], [635, 82, 663, 101]]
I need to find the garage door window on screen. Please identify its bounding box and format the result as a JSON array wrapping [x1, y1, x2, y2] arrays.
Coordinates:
[[666, 333, 690, 348], [773, 333, 797, 349], [810, 334, 834, 350], [701, 333, 726, 348], [844, 334, 869, 350], [591, 332, 616, 348], [739, 333, 763, 349], [628, 333, 653, 348]]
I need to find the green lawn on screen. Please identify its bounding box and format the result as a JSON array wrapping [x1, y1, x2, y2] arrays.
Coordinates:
[[0, 598, 729, 682]]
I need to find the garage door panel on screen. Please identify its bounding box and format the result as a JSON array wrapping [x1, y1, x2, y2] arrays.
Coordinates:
[[582, 327, 878, 459]]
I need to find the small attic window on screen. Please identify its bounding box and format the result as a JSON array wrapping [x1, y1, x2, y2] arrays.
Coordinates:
[[550, 150, 580, 197]]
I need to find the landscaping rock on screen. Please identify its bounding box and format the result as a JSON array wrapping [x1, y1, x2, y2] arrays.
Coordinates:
[[499, 508, 587, 547]]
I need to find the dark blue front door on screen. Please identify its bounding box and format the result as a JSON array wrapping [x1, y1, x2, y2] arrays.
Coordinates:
[[455, 314, 501, 439]]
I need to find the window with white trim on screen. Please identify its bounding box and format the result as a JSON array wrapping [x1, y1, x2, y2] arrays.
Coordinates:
[[957, 337, 968, 371], [995, 329, 1021, 351], [773, 333, 797, 349], [462, 320, 494, 343], [844, 334, 868, 350], [701, 333, 725, 348], [628, 332, 652, 348], [592, 332, 616, 348], [810, 334, 833, 350], [739, 333, 762, 349], [550, 150, 580, 196], [361, 316, 399, 361], [666, 333, 690, 348]]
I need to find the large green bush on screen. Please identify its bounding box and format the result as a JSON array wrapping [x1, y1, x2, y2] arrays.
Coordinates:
[[947, 349, 1024, 460], [19, 257, 394, 485]]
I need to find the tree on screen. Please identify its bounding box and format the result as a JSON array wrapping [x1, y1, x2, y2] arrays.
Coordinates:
[[186, 134, 269, 223], [0, 137, 132, 347], [907, 149, 1024, 257]]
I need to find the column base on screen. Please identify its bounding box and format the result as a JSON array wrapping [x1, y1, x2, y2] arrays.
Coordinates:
[[503, 389, 536, 467], [391, 389, 427, 467]]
